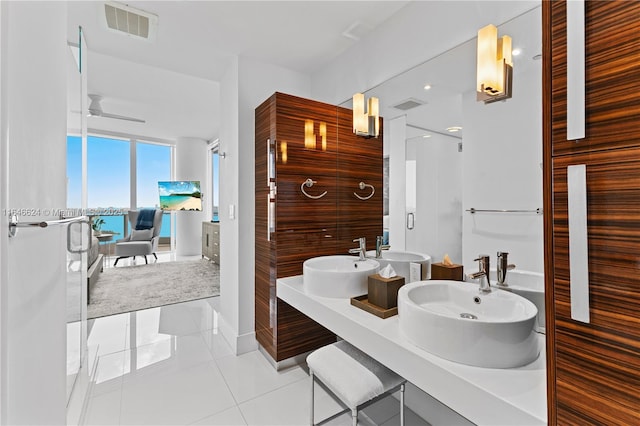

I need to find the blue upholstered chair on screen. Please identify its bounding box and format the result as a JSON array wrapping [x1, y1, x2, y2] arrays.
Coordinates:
[[113, 209, 163, 266]]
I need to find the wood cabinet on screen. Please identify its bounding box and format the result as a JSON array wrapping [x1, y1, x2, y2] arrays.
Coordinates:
[[255, 92, 382, 362], [202, 221, 219, 264], [544, 1, 640, 424]]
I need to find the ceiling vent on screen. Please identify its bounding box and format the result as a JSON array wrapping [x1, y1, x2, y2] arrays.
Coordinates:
[[103, 2, 158, 41], [392, 98, 426, 111]]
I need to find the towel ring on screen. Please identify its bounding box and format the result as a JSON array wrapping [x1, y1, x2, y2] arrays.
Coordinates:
[[354, 181, 375, 201], [301, 178, 328, 199]]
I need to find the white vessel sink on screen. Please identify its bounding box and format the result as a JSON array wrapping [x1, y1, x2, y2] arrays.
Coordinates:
[[302, 255, 379, 298], [490, 270, 545, 332], [398, 280, 539, 368], [365, 250, 431, 281]]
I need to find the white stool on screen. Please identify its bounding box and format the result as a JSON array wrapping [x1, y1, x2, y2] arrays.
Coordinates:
[[307, 340, 406, 426]]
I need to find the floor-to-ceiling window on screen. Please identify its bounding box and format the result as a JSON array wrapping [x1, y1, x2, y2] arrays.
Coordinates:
[[136, 141, 172, 248], [88, 135, 130, 237], [67, 133, 175, 252]]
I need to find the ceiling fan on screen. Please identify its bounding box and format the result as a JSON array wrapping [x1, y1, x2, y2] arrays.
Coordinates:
[[88, 94, 146, 123]]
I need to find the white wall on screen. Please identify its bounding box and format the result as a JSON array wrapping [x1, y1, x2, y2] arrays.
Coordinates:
[[461, 64, 543, 273], [218, 55, 311, 354], [175, 137, 208, 256], [218, 56, 241, 352], [0, 2, 68, 424]]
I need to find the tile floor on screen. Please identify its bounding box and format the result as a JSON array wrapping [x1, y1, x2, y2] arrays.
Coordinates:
[[83, 296, 429, 425], [99, 248, 197, 269]]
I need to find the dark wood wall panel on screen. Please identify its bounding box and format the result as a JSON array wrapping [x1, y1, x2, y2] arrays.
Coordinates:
[[551, 1, 640, 157], [275, 228, 338, 278], [275, 299, 336, 361], [542, 3, 557, 421], [336, 106, 383, 253], [274, 93, 336, 362], [545, 2, 640, 423], [552, 152, 640, 405], [255, 95, 277, 358], [275, 174, 337, 232], [256, 93, 383, 362]]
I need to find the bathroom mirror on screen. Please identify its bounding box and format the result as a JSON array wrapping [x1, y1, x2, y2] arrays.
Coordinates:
[[341, 5, 543, 274]]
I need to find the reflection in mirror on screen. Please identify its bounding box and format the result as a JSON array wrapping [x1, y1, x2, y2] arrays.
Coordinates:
[[341, 5, 542, 282]]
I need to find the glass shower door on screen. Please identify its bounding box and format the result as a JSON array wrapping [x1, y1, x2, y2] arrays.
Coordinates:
[[404, 134, 463, 263], [65, 219, 89, 402], [65, 25, 88, 405]]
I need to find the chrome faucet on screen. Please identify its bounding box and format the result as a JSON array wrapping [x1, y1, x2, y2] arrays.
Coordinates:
[[349, 237, 367, 261], [375, 235, 390, 258], [496, 251, 516, 286], [468, 254, 491, 293]]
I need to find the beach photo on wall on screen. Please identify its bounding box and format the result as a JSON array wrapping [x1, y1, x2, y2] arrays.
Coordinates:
[[158, 181, 203, 211]]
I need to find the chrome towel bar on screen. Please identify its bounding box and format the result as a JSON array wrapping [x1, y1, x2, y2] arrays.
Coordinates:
[[465, 208, 543, 215]]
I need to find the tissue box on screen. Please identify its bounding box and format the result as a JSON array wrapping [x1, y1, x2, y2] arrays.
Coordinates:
[[430, 262, 464, 281], [368, 274, 405, 309]]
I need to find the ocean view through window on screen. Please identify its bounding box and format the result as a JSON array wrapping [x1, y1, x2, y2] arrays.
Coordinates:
[[67, 135, 173, 241]]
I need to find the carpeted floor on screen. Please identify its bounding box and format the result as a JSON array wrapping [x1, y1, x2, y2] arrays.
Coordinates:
[[88, 259, 220, 319]]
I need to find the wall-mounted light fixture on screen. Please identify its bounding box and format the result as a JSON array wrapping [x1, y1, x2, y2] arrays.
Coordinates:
[[304, 119, 316, 149], [319, 122, 327, 151], [476, 24, 513, 104], [353, 93, 379, 138], [304, 120, 327, 151]]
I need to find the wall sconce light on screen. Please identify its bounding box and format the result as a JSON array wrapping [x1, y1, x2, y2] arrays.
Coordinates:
[[353, 93, 379, 138], [280, 141, 287, 164], [304, 119, 316, 149], [476, 24, 513, 104], [319, 122, 327, 151], [304, 120, 328, 151]]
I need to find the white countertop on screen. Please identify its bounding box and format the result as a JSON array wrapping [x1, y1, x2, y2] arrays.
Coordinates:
[[277, 276, 547, 426]]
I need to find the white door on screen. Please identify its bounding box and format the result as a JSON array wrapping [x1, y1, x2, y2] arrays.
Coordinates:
[[0, 3, 82, 423]]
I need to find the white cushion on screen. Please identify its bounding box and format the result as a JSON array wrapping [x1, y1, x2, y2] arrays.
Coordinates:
[[130, 228, 153, 241], [307, 340, 405, 409]]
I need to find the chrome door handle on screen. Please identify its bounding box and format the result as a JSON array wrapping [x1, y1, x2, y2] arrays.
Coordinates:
[[67, 219, 91, 254], [407, 213, 415, 230], [9, 214, 88, 238]]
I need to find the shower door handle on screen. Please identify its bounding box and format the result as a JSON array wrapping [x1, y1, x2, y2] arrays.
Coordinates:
[[67, 218, 91, 254], [406, 213, 415, 230], [267, 138, 276, 241]]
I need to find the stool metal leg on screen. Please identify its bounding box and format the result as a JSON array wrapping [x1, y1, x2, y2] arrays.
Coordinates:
[[400, 383, 405, 426], [310, 371, 315, 426], [351, 408, 358, 426]]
